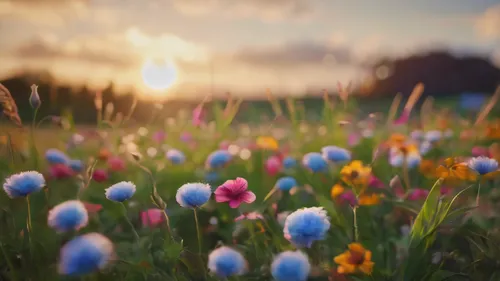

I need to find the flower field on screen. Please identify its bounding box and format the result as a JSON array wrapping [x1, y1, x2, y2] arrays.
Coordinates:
[[2, 83, 500, 281]]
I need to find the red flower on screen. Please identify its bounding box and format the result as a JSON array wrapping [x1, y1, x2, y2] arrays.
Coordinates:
[[92, 169, 108, 182], [49, 164, 74, 179]]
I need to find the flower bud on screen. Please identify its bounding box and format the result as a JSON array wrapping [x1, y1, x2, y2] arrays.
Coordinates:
[[29, 84, 41, 109]]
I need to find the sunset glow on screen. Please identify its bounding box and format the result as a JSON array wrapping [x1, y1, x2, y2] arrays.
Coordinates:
[[141, 59, 178, 91]]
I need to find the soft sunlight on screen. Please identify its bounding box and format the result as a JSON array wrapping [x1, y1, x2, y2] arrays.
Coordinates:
[[141, 59, 178, 91]]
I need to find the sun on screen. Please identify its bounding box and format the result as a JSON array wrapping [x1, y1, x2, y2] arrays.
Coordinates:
[[141, 58, 178, 91]]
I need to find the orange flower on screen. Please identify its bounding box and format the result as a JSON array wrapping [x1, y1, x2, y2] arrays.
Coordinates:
[[358, 194, 381, 206], [334, 243, 374, 275], [256, 136, 279, 150], [485, 120, 500, 139], [330, 184, 345, 199], [98, 148, 111, 161], [387, 133, 406, 147], [436, 158, 476, 182], [419, 160, 437, 178], [340, 161, 372, 190]]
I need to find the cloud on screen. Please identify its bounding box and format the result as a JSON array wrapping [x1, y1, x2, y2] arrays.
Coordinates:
[[171, 0, 313, 21], [475, 4, 500, 39]]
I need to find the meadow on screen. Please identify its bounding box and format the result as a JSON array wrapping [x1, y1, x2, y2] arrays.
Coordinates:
[[1, 82, 500, 281]]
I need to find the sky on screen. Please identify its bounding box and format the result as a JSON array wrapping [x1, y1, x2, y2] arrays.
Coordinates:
[[0, 0, 499, 99]]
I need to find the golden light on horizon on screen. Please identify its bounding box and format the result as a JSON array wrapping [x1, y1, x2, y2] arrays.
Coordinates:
[[141, 59, 177, 92]]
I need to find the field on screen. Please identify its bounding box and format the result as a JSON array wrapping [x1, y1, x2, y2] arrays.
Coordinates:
[[2, 83, 500, 281]]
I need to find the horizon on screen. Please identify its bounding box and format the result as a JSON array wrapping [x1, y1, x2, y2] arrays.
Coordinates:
[[1, 0, 499, 99]]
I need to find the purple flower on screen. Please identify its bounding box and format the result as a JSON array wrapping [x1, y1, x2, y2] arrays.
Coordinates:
[[214, 177, 256, 208]]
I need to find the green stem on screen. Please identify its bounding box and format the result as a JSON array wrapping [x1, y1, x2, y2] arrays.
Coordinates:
[[0, 243, 18, 281], [352, 206, 359, 242], [402, 158, 411, 191], [30, 108, 39, 169], [193, 208, 202, 255], [161, 210, 174, 241], [120, 203, 140, 241], [476, 182, 481, 207], [26, 196, 32, 234]]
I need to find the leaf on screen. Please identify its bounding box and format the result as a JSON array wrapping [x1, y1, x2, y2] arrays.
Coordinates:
[[410, 178, 443, 241], [164, 239, 184, 261], [429, 270, 470, 281]]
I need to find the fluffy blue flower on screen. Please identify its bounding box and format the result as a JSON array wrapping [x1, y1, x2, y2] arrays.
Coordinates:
[[45, 149, 69, 165], [68, 160, 84, 173], [206, 150, 232, 169], [283, 207, 330, 248], [321, 146, 351, 163], [48, 200, 88, 232], [58, 233, 114, 276], [176, 182, 212, 208], [208, 246, 247, 278], [276, 177, 298, 191], [302, 152, 328, 172], [468, 156, 499, 175], [3, 171, 45, 198], [283, 157, 297, 169], [271, 251, 310, 281], [166, 149, 186, 164], [105, 181, 136, 202]]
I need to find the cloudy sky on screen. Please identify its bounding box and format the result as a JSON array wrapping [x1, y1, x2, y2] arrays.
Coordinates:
[[1, 0, 499, 98]]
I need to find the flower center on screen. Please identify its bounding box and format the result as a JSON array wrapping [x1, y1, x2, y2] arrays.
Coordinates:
[[400, 146, 408, 155], [350, 171, 359, 179], [348, 250, 365, 265]]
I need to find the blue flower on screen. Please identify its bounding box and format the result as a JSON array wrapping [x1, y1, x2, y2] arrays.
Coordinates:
[[425, 130, 442, 142], [271, 251, 310, 281], [283, 157, 297, 169], [58, 233, 114, 276], [176, 182, 212, 208], [283, 207, 330, 248], [321, 146, 351, 163], [208, 246, 247, 278], [468, 156, 499, 175], [45, 149, 69, 165], [3, 171, 45, 198], [206, 150, 232, 169], [48, 200, 88, 232], [166, 149, 186, 164], [68, 160, 84, 173], [105, 181, 136, 202], [276, 177, 298, 191], [302, 152, 328, 172]]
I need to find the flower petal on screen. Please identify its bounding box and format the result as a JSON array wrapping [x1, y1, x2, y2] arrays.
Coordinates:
[[240, 191, 256, 203]]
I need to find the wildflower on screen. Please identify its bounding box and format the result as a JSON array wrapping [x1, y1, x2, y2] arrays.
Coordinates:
[[83, 202, 103, 214], [207, 246, 247, 278], [192, 104, 205, 127], [321, 146, 351, 163], [348, 133, 361, 146], [410, 129, 424, 140], [419, 141, 432, 155], [472, 146, 489, 157], [92, 169, 108, 183], [389, 144, 421, 169], [166, 149, 186, 164], [107, 156, 126, 172], [340, 161, 372, 188], [45, 148, 69, 165], [425, 130, 442, 143], [407, 189, 429, 201], [176, 182, 212, 208], [256, 136, 279, 150], [419, 160, 437, 178], [214, 177, 256, 208], [368, 175, 384, 188], [265, 156, 282, 176], [48, 200, 88, 232], [206, 150, 232, 169], [29, 84, 41, 109], [3, 171, 45, 198], [49, 164, 74, 179], [334, 243, 374, 275], [58, 233, 114, 276], [485, 121, 500, 139], [338, 191, 357, 207], [235, 212, 263, 222], [283, 156, 297, 169], [141, 209, 165, 227], [276, 177, 298, 191], [387, 133, 406, 147], [98, 148, 111, 161], [152, 130, 166, 143], [358, 194, 381, 206], [271, 251, 310, 281], [283, 207, 330, 248], [302, 152, 328, 173], [330, 184, 345, 199], [68, 160, 84, 173], [436, 158, 476, 182], [105, 181, 136, 202], [180, 132, 192, 142], [468, 156, 500, 179]]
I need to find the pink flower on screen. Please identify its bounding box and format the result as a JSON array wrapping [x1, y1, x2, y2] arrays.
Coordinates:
[[234, 212, 264, 222], [265, 156, 282, 176], [192, 104, 205, 127], [49, 164, 74, 179], [83, 202, 103, 214], [348, 133, 360, 147], [368, 175, 384, 188], [338, 191, 357, 207], [141, 209, 165, 227], [107, 156, 126, 172], [214, 177, 256, 208], [407, 189, 429, 201], [152, 131, 166, 143], [472, 146, 489, 157], [92, 169, 108, 182], [219, 140, 230, 150], [440, 186, 452, 196], [394, 109, 410, 125]]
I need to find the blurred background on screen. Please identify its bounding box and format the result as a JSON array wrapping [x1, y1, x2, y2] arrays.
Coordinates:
[[1, 0, 500, 123]]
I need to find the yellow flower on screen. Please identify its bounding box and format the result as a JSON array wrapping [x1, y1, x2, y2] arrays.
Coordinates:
[[436, 157, 477, 182], [330, 184, 345, 199], [340, 161, 372, 189], [358, 194, 381, 206], [256, 136, 278, 150], [334, 243, 374, 275]]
